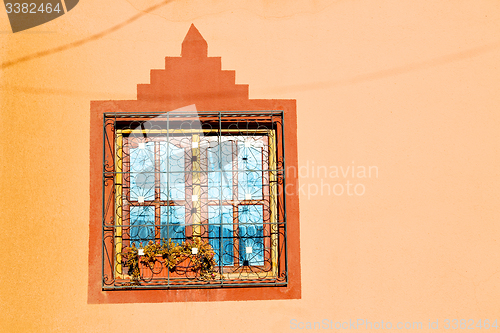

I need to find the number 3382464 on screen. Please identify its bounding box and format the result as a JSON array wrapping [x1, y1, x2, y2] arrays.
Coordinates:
[[5, 3, 61, 14]]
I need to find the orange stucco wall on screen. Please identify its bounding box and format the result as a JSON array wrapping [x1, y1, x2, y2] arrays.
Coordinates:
[[1, 1, 499, 332]]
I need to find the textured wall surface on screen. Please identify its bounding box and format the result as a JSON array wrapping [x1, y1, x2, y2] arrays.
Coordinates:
[[1, 1, 499, 332]]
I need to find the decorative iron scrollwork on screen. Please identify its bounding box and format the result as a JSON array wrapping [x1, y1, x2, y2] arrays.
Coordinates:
[[102, 111, 287, 289]]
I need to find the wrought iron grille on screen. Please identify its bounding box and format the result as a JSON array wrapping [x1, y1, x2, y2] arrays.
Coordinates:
[[102, 111, 287, 289]]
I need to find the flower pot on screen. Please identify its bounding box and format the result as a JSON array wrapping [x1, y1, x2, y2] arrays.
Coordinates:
[[139, 256, 168, 279]]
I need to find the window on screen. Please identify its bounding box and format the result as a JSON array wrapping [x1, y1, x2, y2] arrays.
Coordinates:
[[90, 24, 300, 302], [102, 111, 287, 289]]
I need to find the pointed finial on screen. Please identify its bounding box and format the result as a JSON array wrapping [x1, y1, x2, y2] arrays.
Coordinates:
[[182, 24, 208, 58]]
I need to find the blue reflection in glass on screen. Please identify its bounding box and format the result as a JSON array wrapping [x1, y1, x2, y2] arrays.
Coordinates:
[[160, 206, 185, 244], [130, 142, 155, 201], [238, 141, 263, 200], [159, 141, 185, 200], [207, 140, 232, 200], [208, 206, 234, 266], [239, 205, 264, 266], [130, 206, 155, 247]]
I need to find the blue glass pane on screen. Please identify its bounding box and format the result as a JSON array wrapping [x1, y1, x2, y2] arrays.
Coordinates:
[[160, 206, 185, 244], [239, 205, 264, 266], [130, 142, 155, 201], [159, 141, 185, 200], [238, 142, 263, 200], [208, 206, 234, 266], [207, 140, 232, 200], [130, 206, 155, 247]]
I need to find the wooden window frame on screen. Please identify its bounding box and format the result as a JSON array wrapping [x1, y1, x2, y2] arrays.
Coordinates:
[[115, 128, 278, 277]]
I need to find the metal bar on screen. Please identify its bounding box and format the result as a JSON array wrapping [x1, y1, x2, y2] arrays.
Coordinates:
[[104, 110, 283, 117], [103, 282, 287, 291], [104, 168, 284, 175], [280, 110, 288, 283], [166, 111, 170, 286], [101, 115, 107, 288], [218, 111, 223, 284]]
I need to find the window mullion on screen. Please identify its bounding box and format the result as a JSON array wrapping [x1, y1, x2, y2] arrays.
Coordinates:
[[218, 113, 223, 271], [192, 134, 201, 239], [114, 131, 123, 279], [232, 138, 240, 267], [154, 141, 161, 241]]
